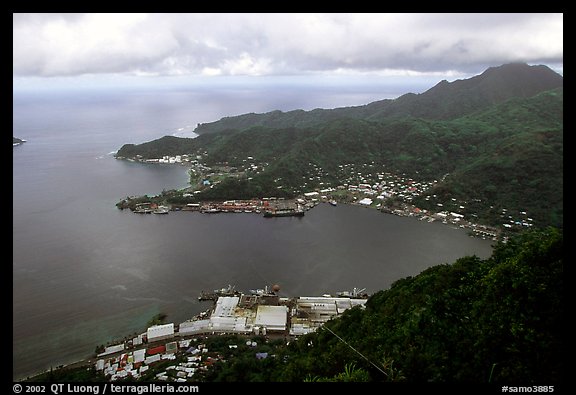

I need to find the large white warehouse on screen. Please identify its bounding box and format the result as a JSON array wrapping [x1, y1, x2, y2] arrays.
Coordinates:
[[147, 323, 174, 342]]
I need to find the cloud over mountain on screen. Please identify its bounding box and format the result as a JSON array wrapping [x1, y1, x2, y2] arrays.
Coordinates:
[[13, 13, 563, 78]]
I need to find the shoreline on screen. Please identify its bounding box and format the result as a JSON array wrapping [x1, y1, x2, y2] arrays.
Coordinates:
[[113, 154, 526, 240], [16, 202, 496, 382], [119, 191, 505, 242], [19, 290, 369, 382], [17, 156, 504, 380]]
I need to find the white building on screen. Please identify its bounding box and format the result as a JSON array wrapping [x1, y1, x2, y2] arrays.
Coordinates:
[[95, 359, 105, 371], [147, 323, 175, 342], [132, 334, 143, 346], [358, 198, 373, 206], [290, 297, 367, 336], [98, 343, 125, 357], [145, 354, 161, 365], [254, 305, 288, 332], [133, 349, 146, 364], [179, 319, 211, 335], [212, 296, 240, 317]]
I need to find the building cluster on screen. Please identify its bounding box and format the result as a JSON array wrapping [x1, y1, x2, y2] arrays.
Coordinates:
[[94, 292, 367, 381], [95, 336, 213, 381], [179, 293, 366, 336], [127, 154, 198, 164], [290, 297, 368, 335], [500, 209, 534, 229], [121, 151, 532, 236], [335, 163, 437, 203]]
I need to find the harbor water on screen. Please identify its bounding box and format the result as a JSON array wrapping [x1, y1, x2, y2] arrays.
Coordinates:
[[12, 85, 493, 380]]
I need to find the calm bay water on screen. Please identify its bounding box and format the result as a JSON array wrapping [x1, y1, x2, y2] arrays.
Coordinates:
[[12, 84, 493, 380]]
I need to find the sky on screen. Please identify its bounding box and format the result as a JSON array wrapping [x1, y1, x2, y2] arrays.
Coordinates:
[[13, 13, 563, 92]]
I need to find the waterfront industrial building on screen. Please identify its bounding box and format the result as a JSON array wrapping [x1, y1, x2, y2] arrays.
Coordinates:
[[179, 293, 366, 337], [95, 291, 367, 380]]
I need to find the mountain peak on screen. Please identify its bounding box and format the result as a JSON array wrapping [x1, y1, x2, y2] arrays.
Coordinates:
[[479, 63, 562, 83], [396, 63, 563, 119]]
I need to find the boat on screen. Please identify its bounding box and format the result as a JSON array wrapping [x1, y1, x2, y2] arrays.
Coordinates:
[[329, 200, 337, 206], [249, 285, 275, 296], [198, 284, 239, 301], [134, 202, 154, 214], [214, 284, 237, 295], [153, 206, 170, 214], [134, 208, 153, 214], [263, 209, 305, 218], [201, 208, 221, 214], [336, 287, 368, 299]]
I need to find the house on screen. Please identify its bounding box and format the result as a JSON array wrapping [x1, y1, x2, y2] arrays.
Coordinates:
[[133, 349, 146, 364], [358, 198, 373, 206]]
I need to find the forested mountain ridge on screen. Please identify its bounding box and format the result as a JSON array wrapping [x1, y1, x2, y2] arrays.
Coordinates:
[[116, 64, 563, 228], [193, 63, 563, 134]]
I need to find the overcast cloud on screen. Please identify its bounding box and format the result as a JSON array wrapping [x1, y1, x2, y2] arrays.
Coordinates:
[[13, 13, 563, 79]]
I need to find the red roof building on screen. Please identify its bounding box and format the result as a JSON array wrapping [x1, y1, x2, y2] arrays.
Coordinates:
[[147, 345, 166, 355]]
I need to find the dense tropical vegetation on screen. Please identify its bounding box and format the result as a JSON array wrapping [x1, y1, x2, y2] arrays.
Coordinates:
[[198, 228, 563, 383]]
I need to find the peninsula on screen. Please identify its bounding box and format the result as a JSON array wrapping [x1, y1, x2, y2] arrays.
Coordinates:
[[115, 63, 563, 235]]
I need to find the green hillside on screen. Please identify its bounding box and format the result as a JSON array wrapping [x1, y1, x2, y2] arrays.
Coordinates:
[[193, 63, 562, 134], [115, 64, 563, 228], [196, 228, 562, 383]]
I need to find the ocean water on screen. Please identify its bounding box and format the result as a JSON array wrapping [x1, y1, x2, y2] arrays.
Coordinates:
[[12, 83, 494, 380]]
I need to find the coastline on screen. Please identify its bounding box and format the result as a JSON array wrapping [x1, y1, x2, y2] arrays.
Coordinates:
[[20, 289, 369, 382], [16, 154, 503, 381], [113, 153, 524, 241], [119, 191, 504, 242], [16, 201, 496, 382]]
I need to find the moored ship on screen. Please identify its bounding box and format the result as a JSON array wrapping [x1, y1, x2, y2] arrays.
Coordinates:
[[263, 209, 305, 218], [198, 284, 240, 301]]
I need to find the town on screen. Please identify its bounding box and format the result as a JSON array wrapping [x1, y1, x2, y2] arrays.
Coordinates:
[[117, 152, 536, 240], [88, 286, 368, 381]]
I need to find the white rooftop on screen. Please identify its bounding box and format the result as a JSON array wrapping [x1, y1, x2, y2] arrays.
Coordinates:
[[213, 296, 240, 317], [358, 198, 373, 205], [254, 305, 288, 330]]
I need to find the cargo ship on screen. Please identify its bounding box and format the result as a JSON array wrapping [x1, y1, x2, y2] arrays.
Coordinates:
[[263, 209, 305, 218]]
